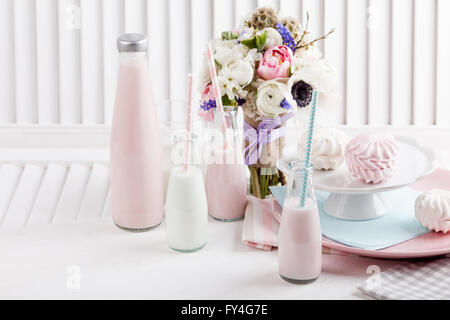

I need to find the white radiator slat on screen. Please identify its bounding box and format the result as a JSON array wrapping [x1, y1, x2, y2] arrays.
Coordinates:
[[58, 0, 82, 124], [302, 0, 323, 51], [27, 163, 68, 226], [124, 0, 147, 33], [257, 0, 279, 10], [436, 0, 450, 126], [323, 0, 346, 125], [1, 0, 449, 128], [391, 0, 413, 125], [190, 0, 213, 87], [102, 0, 124, 125], [77, 164, 110, 221], [169, 0, 190, 122], [413, 0, 437, 125], [2, 164, 45, 228], [213, 0, 234, 38], [81, 0, 104, 124], [235, 0, 257, 27], [36, 0, 60, 124], [14, 0, 38, 124], [279, 0, 301, 21], [0, 165, 22, 224], [0, 0, 15, 123], [367, 0, 390, 125], [52, 163, 90, 223], [346, 0, 368, 125], [148, 0, 170, 123]]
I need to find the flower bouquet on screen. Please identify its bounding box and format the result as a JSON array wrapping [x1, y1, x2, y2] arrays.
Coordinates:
[[198, 7, 337, 199]]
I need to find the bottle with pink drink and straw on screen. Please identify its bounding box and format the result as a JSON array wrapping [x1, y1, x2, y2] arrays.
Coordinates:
[[278, 90, 322, 283], [110, 34, 164, 231], [204, 43, 247, 222]]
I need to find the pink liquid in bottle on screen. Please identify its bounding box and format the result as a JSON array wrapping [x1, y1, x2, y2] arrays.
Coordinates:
[[110, 34, 164, 231], [205, 149, 247, 221], [278, 197, 322, 283]]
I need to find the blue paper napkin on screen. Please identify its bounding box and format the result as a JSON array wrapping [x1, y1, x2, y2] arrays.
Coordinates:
[[269, 186, 430, 250]]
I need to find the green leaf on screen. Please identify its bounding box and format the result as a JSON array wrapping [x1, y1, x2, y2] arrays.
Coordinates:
[[241, 37, 257, 50], [214, 59, 222, 69], [255, 31, 267, 52], [221, 31, 239, 40], [241, 31, 267, 52], [221, 95, 238, 107]]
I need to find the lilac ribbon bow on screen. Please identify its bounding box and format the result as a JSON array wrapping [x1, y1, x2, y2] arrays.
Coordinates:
[[244, 113, 294, 166]]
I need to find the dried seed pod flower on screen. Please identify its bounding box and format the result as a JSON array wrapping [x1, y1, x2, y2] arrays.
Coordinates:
[[248, 7, 280, 30]]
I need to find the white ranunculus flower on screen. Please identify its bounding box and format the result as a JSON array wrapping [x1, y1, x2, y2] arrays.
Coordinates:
[[219, 58, 254, 86], [257, 27, 283, 50], [256, 80, 295, 117], [213, 39, 248, 66]]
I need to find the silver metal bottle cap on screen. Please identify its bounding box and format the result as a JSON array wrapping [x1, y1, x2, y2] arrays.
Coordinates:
[[117, 33, 148, 52]]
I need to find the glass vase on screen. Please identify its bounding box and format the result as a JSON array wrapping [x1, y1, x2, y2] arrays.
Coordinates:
[[244, 114, 287, 199], [205, 107, 247, 221]]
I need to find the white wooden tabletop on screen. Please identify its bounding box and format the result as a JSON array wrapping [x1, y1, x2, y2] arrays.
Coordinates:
[[0, 218, 403, 299], [0, 146, 446, 299]]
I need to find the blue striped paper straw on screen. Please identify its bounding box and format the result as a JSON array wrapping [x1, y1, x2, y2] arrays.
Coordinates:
[[300, 90, 319, 207]]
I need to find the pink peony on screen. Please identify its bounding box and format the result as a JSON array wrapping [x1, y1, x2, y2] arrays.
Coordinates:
[[257, 45, 293, 80]]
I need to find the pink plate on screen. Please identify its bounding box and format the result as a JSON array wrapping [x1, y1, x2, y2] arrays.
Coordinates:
[[272, 169, 450, 258], [321, 169, 450, 259], [322, 233, 450, 259]]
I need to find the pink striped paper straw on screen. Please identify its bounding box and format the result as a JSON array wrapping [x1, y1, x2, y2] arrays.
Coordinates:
[[183, 73, 193, 172], [207, 43, 228, 149]]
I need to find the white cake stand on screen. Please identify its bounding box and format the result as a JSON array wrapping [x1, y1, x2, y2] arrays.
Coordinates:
[[310, 136, 436, 220]]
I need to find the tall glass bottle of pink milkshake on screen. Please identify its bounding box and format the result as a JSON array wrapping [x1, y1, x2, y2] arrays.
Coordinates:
[[277, 160, 322, 283], [205, 107, 247, 221], [110, 34, 164, 232]]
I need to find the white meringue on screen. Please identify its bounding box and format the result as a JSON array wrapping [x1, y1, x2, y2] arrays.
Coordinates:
[[298, 127, 348, 170], [415, 189, 450, 233]]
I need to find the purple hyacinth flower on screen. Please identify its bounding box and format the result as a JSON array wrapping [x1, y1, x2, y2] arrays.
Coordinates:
[[200, 99, 217, 111], [280, 98, 292, 110], [275, 22, 296, 53]]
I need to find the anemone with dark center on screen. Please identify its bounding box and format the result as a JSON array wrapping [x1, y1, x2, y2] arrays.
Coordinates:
[[291, 80, 313, 108]]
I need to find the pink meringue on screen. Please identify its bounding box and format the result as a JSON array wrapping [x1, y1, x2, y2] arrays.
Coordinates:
[[345, 133, 399, 184]]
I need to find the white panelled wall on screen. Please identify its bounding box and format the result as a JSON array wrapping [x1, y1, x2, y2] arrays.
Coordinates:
[[0, 0, 449, 127]]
